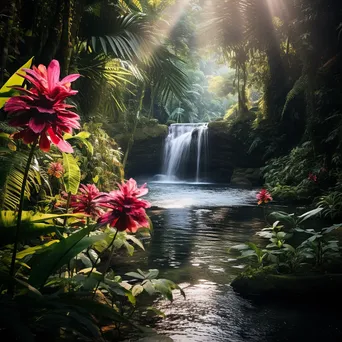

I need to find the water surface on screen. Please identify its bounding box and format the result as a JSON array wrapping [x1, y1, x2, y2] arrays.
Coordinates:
[[123, 183, 342, 342]]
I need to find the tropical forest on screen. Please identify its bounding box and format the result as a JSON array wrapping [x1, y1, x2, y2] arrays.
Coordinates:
[[1, 0, 342, 341]]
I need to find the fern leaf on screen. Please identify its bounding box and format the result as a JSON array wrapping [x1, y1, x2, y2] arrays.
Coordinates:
[[282, 75, 308, 117]]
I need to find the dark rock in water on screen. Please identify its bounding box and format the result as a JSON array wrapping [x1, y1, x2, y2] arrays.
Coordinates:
[[231, 272, 342, 300], [230, 176, 253, 188], [230, 168, 263, 187]]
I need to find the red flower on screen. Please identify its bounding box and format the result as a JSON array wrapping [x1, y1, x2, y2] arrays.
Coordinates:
[[256, 189, 273, 205], [95, 178, 151, 233], [47, 161, 64, 178], [68, 184, 103, 219], [4, 59, 80, 153], [308, 173, 317, 182]]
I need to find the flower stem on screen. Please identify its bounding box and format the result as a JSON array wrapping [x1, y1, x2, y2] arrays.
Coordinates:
[[9, 140, 37, 295], [92, 230, 118, 297], [63, 192, 72, 227]]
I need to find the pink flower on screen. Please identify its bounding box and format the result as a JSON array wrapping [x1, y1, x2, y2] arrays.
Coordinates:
[[68, 184, 103, 219], [256, 189, 273, 205], [95, 178, 151, 233], [4, 60, 80, 153], [47, 161, 64, 178], [308, 173, 317, 182]]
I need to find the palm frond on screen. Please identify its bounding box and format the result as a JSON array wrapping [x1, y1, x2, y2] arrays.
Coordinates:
[[148, 48, 189, 104], [0, 149, 42, 210], [76, 54, 134, 115]]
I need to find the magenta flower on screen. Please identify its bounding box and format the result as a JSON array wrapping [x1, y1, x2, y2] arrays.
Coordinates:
[[256, 189, 273, 205], [95, 178, 151, 233], [4, 60, 80, 153], [47, 161, 64, 178], [308, 173, 317, 182], [68, 184, 103, 219]]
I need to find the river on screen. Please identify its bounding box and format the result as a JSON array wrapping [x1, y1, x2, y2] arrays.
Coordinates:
[[121, 182, 342, 342]]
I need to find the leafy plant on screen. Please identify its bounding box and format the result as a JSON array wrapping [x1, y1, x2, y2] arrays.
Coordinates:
[[317, 192, 342, 219]]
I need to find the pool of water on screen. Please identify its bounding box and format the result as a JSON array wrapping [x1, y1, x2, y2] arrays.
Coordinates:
[[120, 183, 342, 341], [146, 182, 257, 208]]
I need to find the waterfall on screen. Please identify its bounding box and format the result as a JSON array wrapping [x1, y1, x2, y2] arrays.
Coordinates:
[[162, 123, 208, 182], [195, 124, 208, 182]]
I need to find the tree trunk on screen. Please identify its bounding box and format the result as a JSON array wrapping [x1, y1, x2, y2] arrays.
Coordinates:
[[39, 0, 64, 65]]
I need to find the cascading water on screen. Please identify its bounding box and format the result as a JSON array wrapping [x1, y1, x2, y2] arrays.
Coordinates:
[[162, 123, 208, 182]]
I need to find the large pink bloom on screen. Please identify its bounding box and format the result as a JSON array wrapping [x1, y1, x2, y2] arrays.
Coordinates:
[[256, 189, 273, 205], [68, 184, 103, 219], [4, 60, 80, 153], [95, 178, 151, 233]]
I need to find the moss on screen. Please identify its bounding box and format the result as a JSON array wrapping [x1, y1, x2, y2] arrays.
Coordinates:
[[208, 120, 231, 134], [133, 124, 167, 141], [115, 124, 167, 144]]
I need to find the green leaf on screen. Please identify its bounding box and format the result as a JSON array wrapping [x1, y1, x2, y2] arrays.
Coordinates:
[[298, 207, 323, 223], [142, 279, 156, 295], [28, 227, 105, 288], [269, 211, 296, 226], [146, 269, 159, 279], [64, 132, 94, 155], [126, 234, 145, 250], [125, 271, 145, 280], [16, 240, 59, 259], [0, 211, 79, 246], [0, 57, 34, 109], [132, 284, 144, 296], [123, 240, 134, 256], [63, 153, 81, 195], [283, 244, 295, 253]]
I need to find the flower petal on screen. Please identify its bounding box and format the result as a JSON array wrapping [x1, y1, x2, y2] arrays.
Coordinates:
[[59, 74, 80, 85], [39, 132, 51, 151], [29, 116, 46, 133], [56, 138, 74, 153], [47, 60, 60, 90]]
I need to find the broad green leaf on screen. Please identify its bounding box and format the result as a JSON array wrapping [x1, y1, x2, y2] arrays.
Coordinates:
[[125, 271, 145, 280], [126, 234, 145, 250], [28, 227, 105, 288], [283, 244, 295, 253], [0, 57, 34, 108], [146, 269, 159, 279], [0, 211, 74, 246], [17, 240, 59, 259], [298, 207, 323, 223], [64, 132, 94, 155], [269, 211, 296, 226], [132, 284, 144, 296], [63, 153, 81, 195], [142, 279, 156, 295], [123, 240, 134, 256]]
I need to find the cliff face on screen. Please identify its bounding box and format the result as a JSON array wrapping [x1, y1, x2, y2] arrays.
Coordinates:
[[207, 120, 264, 183], [115, 124, 168, 178]]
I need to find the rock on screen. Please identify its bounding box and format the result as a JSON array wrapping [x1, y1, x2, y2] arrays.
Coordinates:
[[231, 272, 342, 300], [230, 176, 253, 188], [230, 168, 262, 186], [115, 124, 168, 177]]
